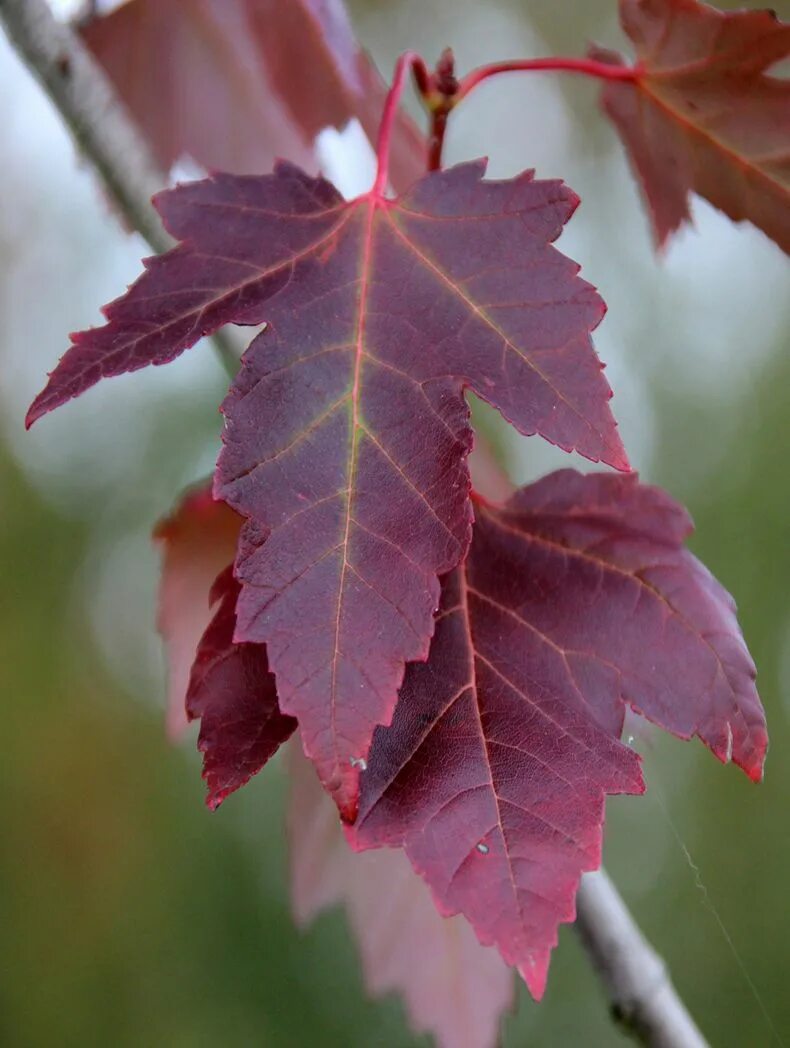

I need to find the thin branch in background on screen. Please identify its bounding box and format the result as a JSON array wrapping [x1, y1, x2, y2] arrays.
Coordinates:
[[576, 870, 709, 1047], [0, 0, 240, 376], [0, 1, 711, 1044]]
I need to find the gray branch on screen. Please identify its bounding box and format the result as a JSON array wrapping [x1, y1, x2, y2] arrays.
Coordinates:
[[576, 870, 709, 1047], [0, 0, 171, 249], [0, 0, 240, 371], [0, 2, 709, 1045]]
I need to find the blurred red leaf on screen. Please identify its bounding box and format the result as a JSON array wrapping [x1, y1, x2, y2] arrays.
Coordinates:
[[287, 744, 513, 1048], [154, 485, 242, 738], [187, 566, 296, 809], [81, 0, 424, 190], [351, 470, 766, 997], [592, 0, 790, 252], [28, 160, 625, 816]]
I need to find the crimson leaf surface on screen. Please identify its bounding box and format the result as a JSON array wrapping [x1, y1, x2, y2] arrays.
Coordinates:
[[186, 565, 296, 809], [28, 161, 626, 815], [288, 745, 513, 1048], [351, 469, 767, 996], [593, 0, 790, 252]]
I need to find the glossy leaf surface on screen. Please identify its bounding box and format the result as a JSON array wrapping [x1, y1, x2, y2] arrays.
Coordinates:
[[287, 745, 513, 1048], [186, 566, 296, 810], [593, 0, 790, 252], [352, 470, 766, 995], [28, 161, 625, 814]]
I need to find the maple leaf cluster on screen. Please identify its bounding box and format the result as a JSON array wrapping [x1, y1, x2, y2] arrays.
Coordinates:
[[26, 0, 786, 1038]]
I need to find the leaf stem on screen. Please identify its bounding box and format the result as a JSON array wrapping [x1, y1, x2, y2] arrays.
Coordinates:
[[425, 48, 456, 172], [455, 56, 640, 102], [427, 109, 448, 172], [373, 51, 429, 195]]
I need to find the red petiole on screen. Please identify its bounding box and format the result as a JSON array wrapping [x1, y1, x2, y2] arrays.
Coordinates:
[[374, 51, 641, 187], [372, 51, 429, 196], [454, 55, 641, 101]]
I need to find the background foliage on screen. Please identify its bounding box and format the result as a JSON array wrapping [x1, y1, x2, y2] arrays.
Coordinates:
[[1, 0, 787, 1043]]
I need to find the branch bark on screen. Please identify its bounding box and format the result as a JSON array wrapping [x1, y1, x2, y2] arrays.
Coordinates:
[[0, 0, 239, 372], [0, 0, 170, 248], [0, 2, 710, 1045], [576, 870, 709, 1047]]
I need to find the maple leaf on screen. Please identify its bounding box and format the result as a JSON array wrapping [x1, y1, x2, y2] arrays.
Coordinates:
[[81, 0, 423, 190], [591, 0, 790, 252], [186, 565, 296, 810], [287, 744, 514, 1048], [154, 484, 243, 738], [350, 470, 767, 997], [27, 160, 627, 815]]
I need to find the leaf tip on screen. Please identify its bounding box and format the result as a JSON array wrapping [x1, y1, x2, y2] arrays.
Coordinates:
[[600, 434, 632, 474], [746, 762, 765, 785], [205, 789, 225, 812], [518, 950, 550, 1001], [706, 706, 768, 784], [337, 789, 360, 826], [24, 402, 41, 430], [737, 728, 768, 785], [313, 754, 362, 825]]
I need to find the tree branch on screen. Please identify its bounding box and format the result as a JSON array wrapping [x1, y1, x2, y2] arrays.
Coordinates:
[[576, 870, 709, 1047], [0, 0, 169, 247], [0, 3, 710, 1045], [0, 0, 239, 374]]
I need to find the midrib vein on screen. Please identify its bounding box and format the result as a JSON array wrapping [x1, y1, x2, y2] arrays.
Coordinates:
[[328, 200, 376, 768], [457, 566, 522, 919]]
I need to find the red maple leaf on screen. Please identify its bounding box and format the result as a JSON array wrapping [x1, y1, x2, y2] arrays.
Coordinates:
[[592, 0, 790, 252], [154, 484, 242, 738], [22, 19, 773, 1015], [81, 0, 423, 190], [350, 469, 766, 997], [287, 744, 513, 1048], [28, 161, 626, 815], [186, 564, 296, 810]]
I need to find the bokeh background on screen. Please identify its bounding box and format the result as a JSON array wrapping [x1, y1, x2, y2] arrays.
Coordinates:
[[1, 0, 788, 1044]]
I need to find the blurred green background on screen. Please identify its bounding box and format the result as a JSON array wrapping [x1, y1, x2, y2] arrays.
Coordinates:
[[1, 0, 788, 1044]]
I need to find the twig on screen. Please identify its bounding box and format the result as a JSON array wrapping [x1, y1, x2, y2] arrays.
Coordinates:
[[1, 0, 169, 246], [0, 0, 239, 375], [371, 50, 427, 195], [0, 3, 710, 1043], [576, 870, 709, 1047]]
